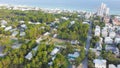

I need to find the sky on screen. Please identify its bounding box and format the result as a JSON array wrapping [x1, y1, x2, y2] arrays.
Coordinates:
[[0, 0, 119, 14]]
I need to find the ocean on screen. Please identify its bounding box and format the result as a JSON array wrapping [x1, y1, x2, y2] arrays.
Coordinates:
[[0, 0, 120, 15]]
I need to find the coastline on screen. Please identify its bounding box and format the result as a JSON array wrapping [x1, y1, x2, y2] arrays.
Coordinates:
[[0, 3, 119, 15]]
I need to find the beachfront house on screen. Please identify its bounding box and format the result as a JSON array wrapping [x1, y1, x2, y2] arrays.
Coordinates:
[[93, 59, 107, 68]]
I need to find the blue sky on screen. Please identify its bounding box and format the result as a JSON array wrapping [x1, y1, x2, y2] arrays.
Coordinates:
[[0, 0, 119, 14]]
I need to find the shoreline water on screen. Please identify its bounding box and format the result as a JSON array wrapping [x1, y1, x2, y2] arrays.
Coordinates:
[[0, 3, 119, 15], [0, 0, 120, 15]]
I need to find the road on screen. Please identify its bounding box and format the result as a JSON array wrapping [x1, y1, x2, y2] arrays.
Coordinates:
[[82, 21, 92, 68]]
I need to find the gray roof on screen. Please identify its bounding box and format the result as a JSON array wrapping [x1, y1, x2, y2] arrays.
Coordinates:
[[93, 59, 106, 64]]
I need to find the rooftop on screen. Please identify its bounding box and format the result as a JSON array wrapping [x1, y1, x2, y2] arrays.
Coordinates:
[[93, 59, 106, 64]]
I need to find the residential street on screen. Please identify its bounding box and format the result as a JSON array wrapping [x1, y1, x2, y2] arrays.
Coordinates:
[[82, 21, 92, 68]]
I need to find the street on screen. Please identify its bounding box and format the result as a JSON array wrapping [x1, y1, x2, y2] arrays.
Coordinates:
[[82, 21, 92, 68]]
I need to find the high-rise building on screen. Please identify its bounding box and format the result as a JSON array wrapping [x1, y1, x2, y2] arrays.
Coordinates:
[[97, 3, 110, 17]]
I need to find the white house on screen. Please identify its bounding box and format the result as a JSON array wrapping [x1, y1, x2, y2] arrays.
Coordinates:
[[1, 20, 7, 26], [70, 21, 75, 25], [4, 26, 12, 31], [12, 31, 19, 37], [61, 17, 69, 20], [109, 64, 120, 68], [99, 37, 103, 44], [93, 59, 107, 68], [53, 28, 57, 31], [44, 32, 50, 36], [48, 62, 53, 66], [114, 38, 120, 44], [25, 52, 32, 60], [117, 64, 120, 68], [1, 25, 6, 28], [25, 46, 38, 60], [71, 40, 79, 45], [109, 31, 116, 38], [82, 21, 89, 25], [50, 22, 55, 27], [19, 20, 25, 24], [101, 27, 108, 37], [0, 20, 7, 28], [68, 52, 79, 60], [95, 26, 100, 36], [53, 34, 57, 38], [95, 42, 102, 51], [69, 21, 75, 27], [36, 37, 42, 44], [90, 48, 101, 56], [12, 43, 22, 49], [21, 24, 27, 29], [85, 12, 92, 19], [9, 28, 17, 32], [20, 32, 26, 37], [104, 37, 113, 44], [28, 21, 40, 24], [50, 48, 60, 56], [109, 64, 116, 68], [48, 56, 56, 66], [40, 26, 45, 29]]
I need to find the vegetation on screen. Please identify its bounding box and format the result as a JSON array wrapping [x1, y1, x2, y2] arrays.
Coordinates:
[[0, 9, 55, 23], [0, 8, 89, 68], [57, 20, 89, 46], [88, 50, 97, 68], [101, 51, 120, 65], [90, 36, 100, 48]]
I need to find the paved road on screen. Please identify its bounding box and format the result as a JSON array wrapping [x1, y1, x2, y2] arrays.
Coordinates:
[[82, 22, 92, 68]]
